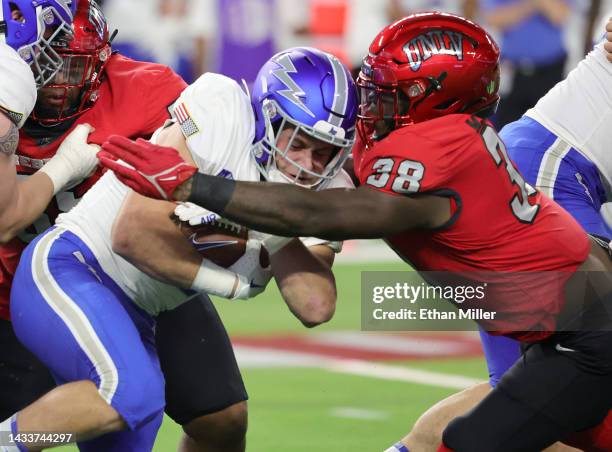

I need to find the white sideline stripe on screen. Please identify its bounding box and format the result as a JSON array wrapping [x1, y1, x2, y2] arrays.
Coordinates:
[[309, 332, 472, 355], [330, 407, 389, 421], [324, 360, 482, 390], [234, 346, 325, 368], [234, 346, 482, 389]]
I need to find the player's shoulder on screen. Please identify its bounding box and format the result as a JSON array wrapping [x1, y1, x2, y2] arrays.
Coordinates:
[[181, 72, 249, 106], [374, 114, 479, 159], [104, 53, 187, 90], [176, 72, 253, 132], [403, 114, 479, 143]]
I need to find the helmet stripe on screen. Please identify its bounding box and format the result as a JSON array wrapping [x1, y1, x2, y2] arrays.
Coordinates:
[[326, 54, 348, 128]]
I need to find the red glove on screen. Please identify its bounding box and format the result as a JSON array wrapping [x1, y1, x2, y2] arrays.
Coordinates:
[[98, 135, 197, 200]]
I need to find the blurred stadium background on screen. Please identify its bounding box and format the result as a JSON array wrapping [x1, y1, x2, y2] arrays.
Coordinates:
[[58, 0, 612, 450]]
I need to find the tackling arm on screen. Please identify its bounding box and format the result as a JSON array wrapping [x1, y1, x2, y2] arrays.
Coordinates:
[[182, 174, 451, 241], [99, 135, 450, 242]]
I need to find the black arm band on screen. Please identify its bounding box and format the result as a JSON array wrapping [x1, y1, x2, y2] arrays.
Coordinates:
[[187, 172, 236, 215]]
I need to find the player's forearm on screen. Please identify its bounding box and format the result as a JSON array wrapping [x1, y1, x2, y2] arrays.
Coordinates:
[[182, 173, 393, 240], [272, 242, 336, 327], [112, 193, 201, 288], [485, 0, 535, 30], [0, 171, 55, 243]]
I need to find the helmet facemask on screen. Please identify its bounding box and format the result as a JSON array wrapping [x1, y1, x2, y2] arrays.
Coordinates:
[[253, 98, 354, 189], [356, 65, 414, 144], [32, 46, 109, 123], [14, 4, 74, 87], [31, 0, 111, 124]]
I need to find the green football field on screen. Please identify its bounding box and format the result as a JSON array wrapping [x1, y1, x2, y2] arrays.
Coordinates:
[[59, 261, 487, 451]]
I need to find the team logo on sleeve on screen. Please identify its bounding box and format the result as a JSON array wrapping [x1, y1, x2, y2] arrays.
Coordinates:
[[174, 102, 200, 138]]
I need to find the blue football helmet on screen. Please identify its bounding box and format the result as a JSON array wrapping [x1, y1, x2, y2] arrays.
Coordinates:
[[1, 0, 76, 86], [251, 47, 358, 189]]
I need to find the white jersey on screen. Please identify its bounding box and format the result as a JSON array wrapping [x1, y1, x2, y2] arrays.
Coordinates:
[[57, 73, 352, 315], [0, 42, 36, 128], [525, 42, 612, 186]]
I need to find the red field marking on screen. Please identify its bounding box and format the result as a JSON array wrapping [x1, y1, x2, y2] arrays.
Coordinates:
[[232, 332, 483, 361]]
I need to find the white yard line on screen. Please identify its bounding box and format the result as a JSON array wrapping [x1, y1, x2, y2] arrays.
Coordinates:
[[330, 407, 389, 421], [323, 359, 482, 389], [235, 346, 483, 390]]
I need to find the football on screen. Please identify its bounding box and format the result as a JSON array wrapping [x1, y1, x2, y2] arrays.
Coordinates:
[[179, 218, 270, 268], [179, 218, 248, 268]]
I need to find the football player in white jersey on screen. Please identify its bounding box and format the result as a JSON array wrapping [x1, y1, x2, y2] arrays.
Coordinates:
[[5, 47, 357, 451]]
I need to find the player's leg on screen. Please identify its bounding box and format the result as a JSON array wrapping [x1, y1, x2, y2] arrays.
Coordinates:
[[6, 228, 165, 450], [156, 294, 248, 452], [478, 328, 521, 388], [441, 332, 612, 451], [0, 318, 55, 420], [502, 116, 612, 239], [384, 382, 490, 452], [77, 328, 165, 452], [441, 256, 612, 452]]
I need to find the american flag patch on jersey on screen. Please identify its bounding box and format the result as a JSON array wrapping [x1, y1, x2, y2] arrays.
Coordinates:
[[174, 102, 200, 138]]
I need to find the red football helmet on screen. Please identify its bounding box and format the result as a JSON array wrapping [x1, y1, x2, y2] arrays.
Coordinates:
[[32, 0, 111, 123], [357, 12, 500, 143]]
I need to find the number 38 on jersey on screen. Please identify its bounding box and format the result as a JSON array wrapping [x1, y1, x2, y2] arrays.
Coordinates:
[[365, 121, 540, 224]]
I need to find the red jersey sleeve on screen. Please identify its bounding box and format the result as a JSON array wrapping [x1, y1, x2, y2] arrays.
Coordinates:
[[137, 64, 188, 135]]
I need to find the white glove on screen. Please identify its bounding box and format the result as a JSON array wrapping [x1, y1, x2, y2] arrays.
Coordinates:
[[174, 202, 220, 226], [228, 236, 273, 299], [39, 124, 100, 194]]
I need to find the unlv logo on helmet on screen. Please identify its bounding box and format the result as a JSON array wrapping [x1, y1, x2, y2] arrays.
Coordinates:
[[403, 31, 466, 72], [88, 0, 106, 42]]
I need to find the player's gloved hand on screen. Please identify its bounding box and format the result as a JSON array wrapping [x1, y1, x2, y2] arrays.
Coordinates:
[[174, 202, 220, 226], [40, 124, 100, 195], [228, 236, 273, 299], [98, 135, 197, 200]]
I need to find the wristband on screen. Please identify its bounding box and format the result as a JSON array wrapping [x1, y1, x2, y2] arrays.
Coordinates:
[[190, 258, 240, 299], [188, 172, 236, 215], [39, 157, 73, 195]]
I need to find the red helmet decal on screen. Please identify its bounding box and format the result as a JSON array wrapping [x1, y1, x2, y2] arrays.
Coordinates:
[[404, 31, 467, 72]]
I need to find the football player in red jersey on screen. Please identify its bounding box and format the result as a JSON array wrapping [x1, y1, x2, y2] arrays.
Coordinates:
[[100, 12, 612, 451], [1, 1, 256, 451]]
